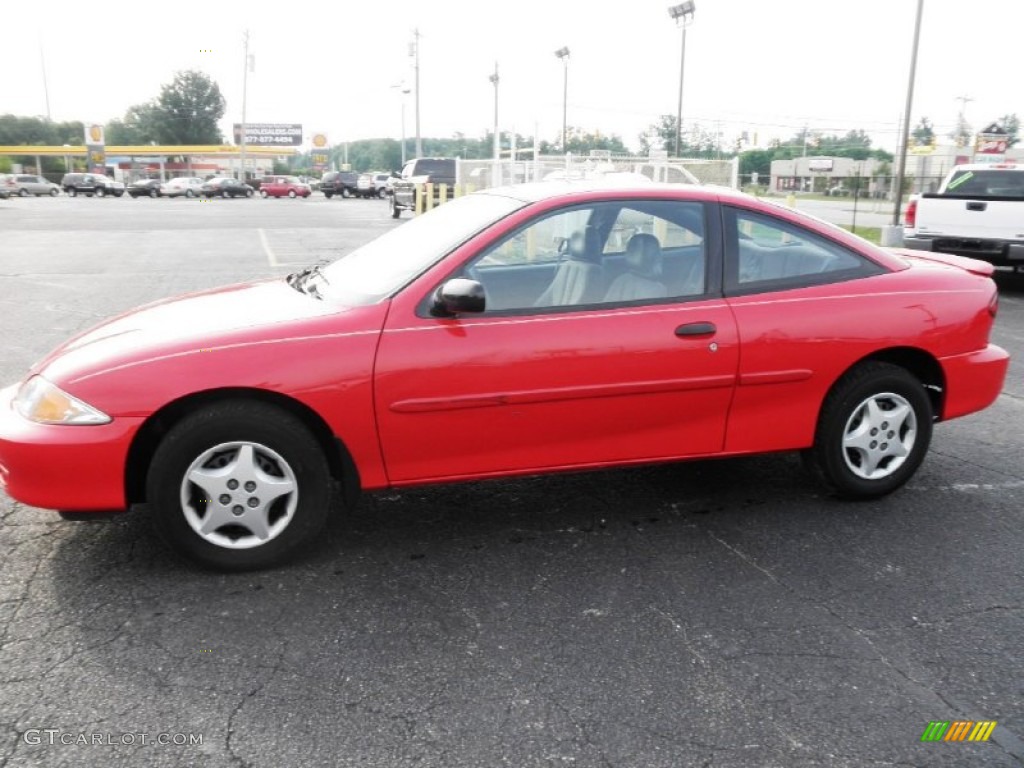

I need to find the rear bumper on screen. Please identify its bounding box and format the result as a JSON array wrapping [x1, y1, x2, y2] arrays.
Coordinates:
[[939, 345, 1010, 421], [904, 234, 1024, 266], [0, 384, 141, 512]]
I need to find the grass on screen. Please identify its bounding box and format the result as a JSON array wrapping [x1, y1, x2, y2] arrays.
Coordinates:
[[840, 225, 881, 244]]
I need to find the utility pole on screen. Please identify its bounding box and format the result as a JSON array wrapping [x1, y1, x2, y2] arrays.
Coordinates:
[[239, 30, 251, 182], [411, 28, 422, 158], [953, 94, 974, 147], [490, 62, 500, 188], [38, 35, 51, 121], [891, 0, 924, 226]]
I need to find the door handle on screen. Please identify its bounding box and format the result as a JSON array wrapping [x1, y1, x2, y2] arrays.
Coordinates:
[[966, 201, 987, 212], [675, 321, 717, 337]]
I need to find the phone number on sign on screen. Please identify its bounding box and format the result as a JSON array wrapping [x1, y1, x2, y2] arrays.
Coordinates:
[[23, 730, 203, 746]]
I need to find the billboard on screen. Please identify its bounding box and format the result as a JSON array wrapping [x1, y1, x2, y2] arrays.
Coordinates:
[[233, 123, 303, 146], [807, 157, 833, 172]]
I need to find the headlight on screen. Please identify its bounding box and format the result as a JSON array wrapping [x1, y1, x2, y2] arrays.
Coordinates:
[[13, 376, 111, 425]]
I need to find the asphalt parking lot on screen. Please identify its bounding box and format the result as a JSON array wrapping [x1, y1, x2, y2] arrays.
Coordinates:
[[0, 193, 1022, 768]]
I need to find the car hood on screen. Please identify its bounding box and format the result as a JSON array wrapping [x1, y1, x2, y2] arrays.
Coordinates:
[[34, 279, 379, 385]]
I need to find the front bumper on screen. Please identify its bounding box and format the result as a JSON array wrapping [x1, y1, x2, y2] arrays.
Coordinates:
[[939, 345, 1010, 421], [0, 384, 142, 512]]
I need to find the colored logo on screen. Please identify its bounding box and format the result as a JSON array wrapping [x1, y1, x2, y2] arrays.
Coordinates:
[[312, 133, 328, 148], [921, 721, 997, 742], [88, 124, 104, 143]]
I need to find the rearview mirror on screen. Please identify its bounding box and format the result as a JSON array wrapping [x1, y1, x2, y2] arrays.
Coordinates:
[[431, 278, 486, 317]]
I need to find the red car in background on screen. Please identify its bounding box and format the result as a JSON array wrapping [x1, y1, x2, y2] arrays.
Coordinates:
[[259, 176, 311, 198], [0, 182, 1009, 570]]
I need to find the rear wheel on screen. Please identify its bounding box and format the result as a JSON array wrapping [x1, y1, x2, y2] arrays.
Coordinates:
[[288, 190, 297, 198], [68, 188, 77, 197], [150, 188, 158, 198], [341, 188, 351, 199], [19, 188, 29, 197], [185, 189, 195, 198], [390, 196, 401, 218], [49, 188, 59, 197], [260, 189, 268, 198], [95, 188, 105, 198], [804, 362, 932, 499], [147, 401, 333, 570]]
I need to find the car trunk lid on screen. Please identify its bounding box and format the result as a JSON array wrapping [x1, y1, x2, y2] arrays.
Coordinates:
[[887, 247, 996, 277]]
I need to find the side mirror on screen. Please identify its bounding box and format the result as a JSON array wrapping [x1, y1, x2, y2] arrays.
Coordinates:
[[431, 278, 485, 317]]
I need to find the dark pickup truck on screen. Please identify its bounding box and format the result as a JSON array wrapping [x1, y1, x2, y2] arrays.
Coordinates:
[[390, 158, 457, 218]]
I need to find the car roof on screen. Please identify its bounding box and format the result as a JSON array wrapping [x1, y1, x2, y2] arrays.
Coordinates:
[[477, 179, 748, 205]]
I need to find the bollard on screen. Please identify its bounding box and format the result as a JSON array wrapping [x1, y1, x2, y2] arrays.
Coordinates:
[[785, 193, 796, 208], [415, 184, 424, 215], [425, 182, 434, 211], [438, 183, 448, 205]]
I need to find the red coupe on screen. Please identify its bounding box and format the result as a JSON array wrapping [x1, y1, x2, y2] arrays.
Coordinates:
[[0, 183, 1009, 570]]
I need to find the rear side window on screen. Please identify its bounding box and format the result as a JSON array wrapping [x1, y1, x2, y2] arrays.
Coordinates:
[[725, 207, 882, 294]]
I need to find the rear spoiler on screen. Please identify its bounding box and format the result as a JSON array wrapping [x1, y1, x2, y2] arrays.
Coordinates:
[[886, 247, 996, 277]]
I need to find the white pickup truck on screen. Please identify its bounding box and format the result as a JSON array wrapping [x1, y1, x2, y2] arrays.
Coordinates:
[[903, 163, 1024, 272]]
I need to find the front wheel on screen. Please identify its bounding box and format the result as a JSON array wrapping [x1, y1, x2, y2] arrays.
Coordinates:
[[147, 401, 333, 570], [260, 189, 268, 198], [19, 188, 29, 197], [341, 188, 351, 199], [49, 188, 59, 197], [288, 190, 297, 198], [68, 188, 77, 197], [95, 188, 105, 198], [804, 362, 933, 499], [390, 197, 401, 219]]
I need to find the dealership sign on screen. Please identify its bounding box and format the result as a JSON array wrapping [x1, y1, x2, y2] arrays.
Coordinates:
[[233, 123, 303, 146]]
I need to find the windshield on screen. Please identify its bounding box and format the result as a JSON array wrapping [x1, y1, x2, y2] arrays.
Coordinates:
[[317, 192, 523, 305]]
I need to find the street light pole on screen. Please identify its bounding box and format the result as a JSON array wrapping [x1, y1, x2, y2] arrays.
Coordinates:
[[554, 47, 570, 152], [892, 0, 924, 226], [411, 28, 422, 158], [668, 2, 696, 157], [239, 30, 251, 182]]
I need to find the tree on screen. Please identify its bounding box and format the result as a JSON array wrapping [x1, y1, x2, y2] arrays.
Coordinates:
[[640, 115, 725, 159], [739, 149, 773, 179], [106, 103, 160, 144], [152, 70, 226, 144], [996, 113, 1020, 148], [911, 117, 935, 146]]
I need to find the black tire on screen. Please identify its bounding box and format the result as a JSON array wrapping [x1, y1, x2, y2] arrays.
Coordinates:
[[68, 188, 77, 197], [288, 190, 297, 198], [95, 188, 105, 198], [324, 191, 333, 199], [804, 362, 932, 499], [246, 188, 253, 198], [390, 197, 401, 218], [150, 188, 158, 198], [147, 401, 333, 570], [260, 189, 268, 198], [49, 188, 59, 197], [341, 188, 351, 199], [378, 188, 388, 199], [19, 188, 29, 197], [185, 189, 195, 198]]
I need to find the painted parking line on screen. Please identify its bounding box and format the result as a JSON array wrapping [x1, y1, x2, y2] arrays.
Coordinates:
[[258, 228, 279, 267]]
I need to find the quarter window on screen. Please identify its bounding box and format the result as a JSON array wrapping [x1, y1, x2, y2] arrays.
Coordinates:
[[727, 208, 874, 291]]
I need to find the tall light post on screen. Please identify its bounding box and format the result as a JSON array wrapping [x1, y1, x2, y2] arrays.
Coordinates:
[[391, 83, 411, 165], [410, 28, 422, 158], [489, 63, 500, 161], [668, 2, 696, 157], [891, 0, 924, 226], [554, 47, 570, 152], [490, 62, 500, 187], [239, 30, 254, 182]]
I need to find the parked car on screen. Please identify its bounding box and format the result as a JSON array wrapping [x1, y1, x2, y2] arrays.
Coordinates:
[[10, 174, 60, 197], [0, 174, 16, 199], [0, 182, 1008, 570], [904, 163, 1024, 272], [60, 173, 126, 198], [127, 179, 164, 198], [260, 176, 311, 198], [159, 177, 205, 198], [356, 172, 391, 199], [391, 157, 457, 217], [319, 171, 360, 198], [200, 177, 254, 198]]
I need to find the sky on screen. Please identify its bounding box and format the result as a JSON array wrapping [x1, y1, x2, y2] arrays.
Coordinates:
[[3, 0, 1022, 155]]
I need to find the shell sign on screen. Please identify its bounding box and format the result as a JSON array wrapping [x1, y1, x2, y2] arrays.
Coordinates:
[[311, 132, 328, 149], [86, 124, 105, 145]]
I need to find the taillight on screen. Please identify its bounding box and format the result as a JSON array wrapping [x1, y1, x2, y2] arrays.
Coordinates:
[[989, 290, 999, 319], [904, 198, 917, 228]]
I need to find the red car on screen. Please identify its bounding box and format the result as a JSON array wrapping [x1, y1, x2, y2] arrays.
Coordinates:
[[259, 176, 311, 198], [0, 183, 1009, 570]]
